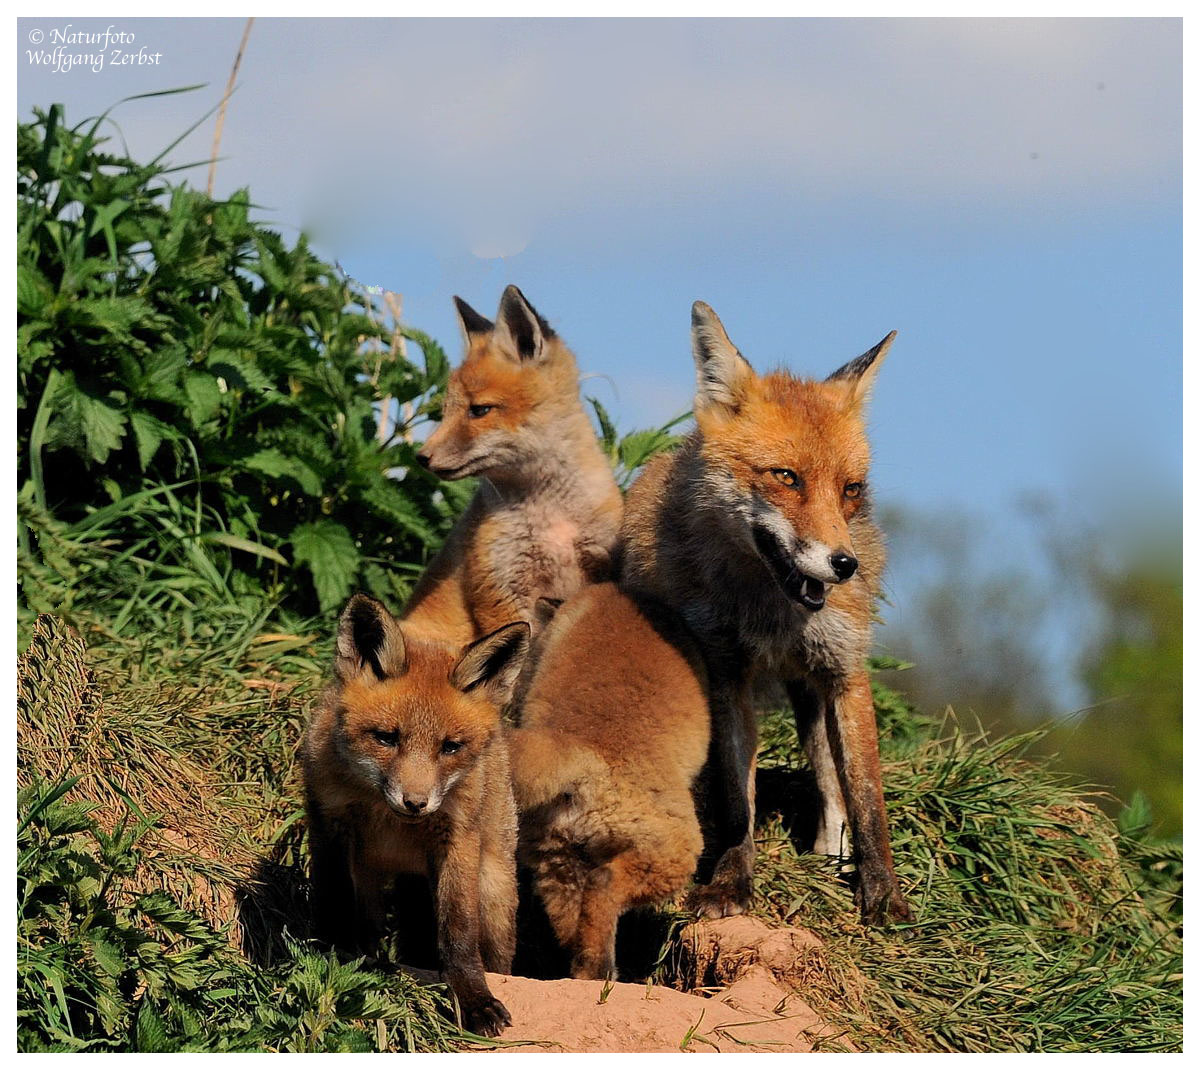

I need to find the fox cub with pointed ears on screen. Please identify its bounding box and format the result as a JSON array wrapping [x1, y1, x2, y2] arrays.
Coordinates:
[[405, 286, 623, 643], [302, 594, 531, 1036], [619, 302, 912, 925]]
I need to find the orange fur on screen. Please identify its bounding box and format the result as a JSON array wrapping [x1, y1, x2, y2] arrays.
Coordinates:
[[406, 287, 622, 644], [618, 303, 910, 925], [302, 595, 531, 1036], [507, 583, 710, 979]]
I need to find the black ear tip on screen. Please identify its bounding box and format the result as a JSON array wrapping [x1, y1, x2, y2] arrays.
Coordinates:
[[341, 591, 378, 616], [692, 300, 712, 323], [497, 286, 555, 348], [493, 619, 531, 644], [454, 295, 494, 334]]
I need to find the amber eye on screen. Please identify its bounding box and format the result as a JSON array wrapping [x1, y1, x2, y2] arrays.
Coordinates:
[[468, 404, 495, 419], [844, 482, 864, 500], [441, 739, 465, 755], [770, 468, 801, 488], [372, 730, 399, 748]]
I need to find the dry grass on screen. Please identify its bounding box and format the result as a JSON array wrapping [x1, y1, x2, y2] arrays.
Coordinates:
[[16, 614, 1182, 1052]]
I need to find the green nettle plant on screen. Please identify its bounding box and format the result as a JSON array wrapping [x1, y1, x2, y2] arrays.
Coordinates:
[[17, 101, 472, 626], [13, 101, 1183, 1055]]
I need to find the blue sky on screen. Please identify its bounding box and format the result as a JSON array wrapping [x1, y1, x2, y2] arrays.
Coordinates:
[[17, 17, 1182, 707]]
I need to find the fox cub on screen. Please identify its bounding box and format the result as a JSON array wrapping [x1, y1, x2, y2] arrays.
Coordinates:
[[507, 583, 710, 980], [619, 302, 911, 925], [406, 286, 623, 642], [302, 593, 530, 1037]]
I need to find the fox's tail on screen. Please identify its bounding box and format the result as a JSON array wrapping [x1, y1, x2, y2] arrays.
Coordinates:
[[505, 726, 607, 812]]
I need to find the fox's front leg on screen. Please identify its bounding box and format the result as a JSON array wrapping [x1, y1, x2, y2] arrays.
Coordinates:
[[347, 852, 388, 957], [432, 829, 511, 1037], [689, 678, 758, 919], [826, 671, 912, 924], [308, 806, 367, 954], [788, 681, 849, 857]]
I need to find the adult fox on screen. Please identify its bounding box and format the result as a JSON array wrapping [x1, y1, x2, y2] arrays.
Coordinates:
[[619, 302, 912, 925], [406, 286, 623, 642]]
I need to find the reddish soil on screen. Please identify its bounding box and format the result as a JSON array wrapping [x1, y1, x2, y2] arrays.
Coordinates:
[[471, 917, 848, 1054]]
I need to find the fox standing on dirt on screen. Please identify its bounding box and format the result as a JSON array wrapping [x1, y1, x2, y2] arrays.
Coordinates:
[[405, 286, 623, 642], [302, 593, 531, 1036], [507, 583, 711, 980], [619, 302, 912, 925]]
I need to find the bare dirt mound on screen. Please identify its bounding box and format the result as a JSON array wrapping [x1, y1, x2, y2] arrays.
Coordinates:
[[473, 917, 848, 1053]]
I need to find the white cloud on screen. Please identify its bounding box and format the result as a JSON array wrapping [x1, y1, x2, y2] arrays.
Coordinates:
[[19, 18, 1180, 250]]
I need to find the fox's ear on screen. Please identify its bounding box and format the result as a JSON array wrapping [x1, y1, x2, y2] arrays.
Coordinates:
[[692, 301, 754, 413], [335, 593, 407, 683], [453, 295, 494, 339], [451, 621, 531, 706], [494, 285, 556, 363], [826, 331, 896, 409]]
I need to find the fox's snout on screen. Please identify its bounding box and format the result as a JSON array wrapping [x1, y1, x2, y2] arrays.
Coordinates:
[[400, 791, 430, 815], [415, 424, 461, 478], [384, 777, 442, 817], [788, 540, 857, 588], [379, 754, 445, 817], [751, 519, 860, 611]]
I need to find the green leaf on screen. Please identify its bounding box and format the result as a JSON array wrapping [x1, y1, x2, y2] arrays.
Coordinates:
[[207, 350, 275, 394], [84, 933, 125, 980], [50, 373, 127, 464], [356, 473, 433, 541], [17, 262, 51, 318], [330, 1027, 374, 1053], [183, 372, 223, 426], [617, 428, 675, 473], [240, 448, 323, 496], [588, 396, 619, 458], [59, 295, 155, 341], [396, 326, 449, 386], [134, 999, 175, 1053], [1118, 790, 1154, 839], [129, 410, 176, 470], [290, 520, 360, 612]]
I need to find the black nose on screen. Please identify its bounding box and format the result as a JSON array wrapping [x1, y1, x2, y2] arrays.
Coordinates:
[[415, 452, 431, 469], [830, 552, 858, 581], [404, 795, 428, 813]]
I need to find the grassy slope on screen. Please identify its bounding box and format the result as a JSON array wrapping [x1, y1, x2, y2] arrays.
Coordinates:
[[16, 611, 1182, 1053]]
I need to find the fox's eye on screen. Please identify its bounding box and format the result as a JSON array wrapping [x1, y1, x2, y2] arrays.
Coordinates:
[[770, 468, 800, 488], [440, 739, 464, 755], [468, 404, 494, 419], [844, 482, 864, 500], [372, 730, 399, 747]]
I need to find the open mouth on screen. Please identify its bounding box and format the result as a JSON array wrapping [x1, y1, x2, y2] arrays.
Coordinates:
[[752, 526, 827, 611]]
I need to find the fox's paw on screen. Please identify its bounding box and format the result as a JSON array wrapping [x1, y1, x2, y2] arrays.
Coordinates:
[[687, 880, 750, 920], [462, 994, 512, 1038], [856, 877, 913, 926]]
